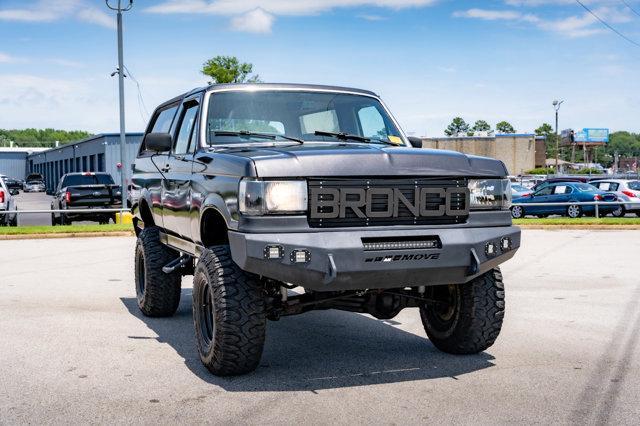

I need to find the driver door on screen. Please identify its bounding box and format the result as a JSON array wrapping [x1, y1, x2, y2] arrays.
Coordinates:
[[162, 97, 200, 239]]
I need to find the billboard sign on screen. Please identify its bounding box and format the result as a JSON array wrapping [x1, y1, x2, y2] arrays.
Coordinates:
[[578, 128, 609, 143]]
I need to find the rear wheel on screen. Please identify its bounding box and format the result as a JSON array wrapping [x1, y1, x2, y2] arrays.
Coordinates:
[[511, 205, 524, 219], [193, 246, 266, 376], [134, 226, 182, 317], [420, 268, 505, 354], [611, 206, 625, 217], [51, 212, 57, 226], [566, 204, 582, 218]]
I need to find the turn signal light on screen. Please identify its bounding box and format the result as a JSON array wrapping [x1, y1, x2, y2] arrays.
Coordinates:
[[0, 190, 4, 203], [593, 194, 603, 201], [65, 191, 71, 203], [622, 190, 637, 198]]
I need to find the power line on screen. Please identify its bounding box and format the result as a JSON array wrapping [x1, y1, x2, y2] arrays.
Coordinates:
[[620, 0, 640, 18], [123, 65, 150, 122], [574, 0, 640, 48]]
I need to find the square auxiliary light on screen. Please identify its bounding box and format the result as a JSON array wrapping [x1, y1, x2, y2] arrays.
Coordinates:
[[485, 242, 497, 256], [290, 249, 311, 264], [500, 237, 513, 252], [263, 245, 284, 260]]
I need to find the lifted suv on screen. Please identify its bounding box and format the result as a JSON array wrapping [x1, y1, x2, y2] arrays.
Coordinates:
[[131, 83, 520, 376]]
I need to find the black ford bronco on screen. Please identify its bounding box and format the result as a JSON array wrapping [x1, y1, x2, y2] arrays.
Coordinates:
[[131, 83, 519, 376]]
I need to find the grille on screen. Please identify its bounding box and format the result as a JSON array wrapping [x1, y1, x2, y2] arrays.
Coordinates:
[[307, 178, 468, 228]]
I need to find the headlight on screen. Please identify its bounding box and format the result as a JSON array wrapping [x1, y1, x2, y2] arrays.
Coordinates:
[[468, 179, 511, 210], [239, 178, 308, 215]]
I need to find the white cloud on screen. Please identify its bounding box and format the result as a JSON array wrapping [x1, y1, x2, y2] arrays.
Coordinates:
[[453, 5, 633, 38], [230, 8, 274, 33], [0, 52, 21, 63], [358, 14, 387, 21], [452, 8, 539, 23], [0, 0, 115, 29], [145, 0, 437, 32]]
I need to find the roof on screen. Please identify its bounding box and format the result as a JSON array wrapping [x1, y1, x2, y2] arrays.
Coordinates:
[[157, 83, 379, 109], [25, 132, 144, 157], [0, 147, 49, 154]]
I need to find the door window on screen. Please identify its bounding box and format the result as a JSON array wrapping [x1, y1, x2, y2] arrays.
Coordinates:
[[173, 104, 199, 155], [553, 185, 572, 194], [534, 186, 553, 196], [152, 106, 179, 133]]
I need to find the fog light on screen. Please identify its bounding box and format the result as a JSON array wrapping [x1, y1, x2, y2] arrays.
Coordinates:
[[290, 249, 311, 263], [264, 245, 284, 260], [500, 237, 512, 251], [485, 242, 497, 256]]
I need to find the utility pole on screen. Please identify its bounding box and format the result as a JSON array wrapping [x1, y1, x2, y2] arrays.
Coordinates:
[[552, 100, 564, 174], [106, 0, 133, 214]]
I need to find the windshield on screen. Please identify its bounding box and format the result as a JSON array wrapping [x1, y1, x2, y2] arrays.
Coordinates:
[[575, 183, 597, 192], [62, 174, 114, 187], [205, 90, 404, 146]]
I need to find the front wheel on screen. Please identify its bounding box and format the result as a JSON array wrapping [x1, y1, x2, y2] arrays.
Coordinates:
[[420, 268, 505, 354], [193, 246, 266, 376], [566, 204, 582, 218], [511, 205, 524, 219]]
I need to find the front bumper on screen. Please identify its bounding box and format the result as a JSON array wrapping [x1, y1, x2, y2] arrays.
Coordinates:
[[229, 225, 520, 291]]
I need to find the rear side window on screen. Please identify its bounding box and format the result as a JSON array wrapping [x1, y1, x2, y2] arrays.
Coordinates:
[[553, 185, 572, 194], [173, 104, 199, 155], [151, 106, 178, 133], [628, 181, 640, 190]]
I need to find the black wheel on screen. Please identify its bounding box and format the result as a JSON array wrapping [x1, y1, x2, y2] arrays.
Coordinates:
[[510, 205, 524, 219], [611, 206, 625, 217], [134, 226, 182, 317], [420, 268, 505, 354], [10, 213, 17, 227], [636, 212, 640, 218], [60, 214, 68, 225], [193, 246, 266, 376], [566, 204, 582, 218], [111, 213, 117, 224], [51, 212, 57, 226]]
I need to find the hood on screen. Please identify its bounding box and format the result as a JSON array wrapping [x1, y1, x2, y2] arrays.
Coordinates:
[[208, 143, 507, 178]]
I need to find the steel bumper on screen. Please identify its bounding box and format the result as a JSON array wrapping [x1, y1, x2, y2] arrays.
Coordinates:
[[229, 226, 520, 291]]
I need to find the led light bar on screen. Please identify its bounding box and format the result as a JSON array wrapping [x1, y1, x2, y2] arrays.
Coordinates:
[[362, 240, 440, 251]]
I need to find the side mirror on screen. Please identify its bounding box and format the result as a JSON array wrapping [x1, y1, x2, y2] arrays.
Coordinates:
[[144, 132, 173, 152], [407, 136, 422, 148]]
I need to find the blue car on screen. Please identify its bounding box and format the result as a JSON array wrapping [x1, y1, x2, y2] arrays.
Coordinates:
[[511, 182, 618, 218]]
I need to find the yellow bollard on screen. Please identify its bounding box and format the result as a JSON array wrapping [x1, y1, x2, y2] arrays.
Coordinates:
[[115, 212, 133, 224]]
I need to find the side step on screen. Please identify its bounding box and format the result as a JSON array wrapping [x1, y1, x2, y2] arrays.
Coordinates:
[[162, 254, 192, 274]]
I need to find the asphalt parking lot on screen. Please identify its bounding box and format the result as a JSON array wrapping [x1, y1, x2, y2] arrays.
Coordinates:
[[11, 191, 105, 226], [1, 230, 639, 424]]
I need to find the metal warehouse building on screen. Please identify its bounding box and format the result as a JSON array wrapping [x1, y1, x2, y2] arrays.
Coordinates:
[[27, 133, 143, 192], [0, 147, 49, 180]]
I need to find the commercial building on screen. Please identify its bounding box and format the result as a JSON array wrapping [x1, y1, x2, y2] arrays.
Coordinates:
[[421, 134, 546, 175], [27, 133, 143, 192], [0, 147, 49, 180]]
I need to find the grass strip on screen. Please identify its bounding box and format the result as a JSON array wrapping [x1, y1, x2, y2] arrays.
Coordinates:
[[514, 217, 640, 226], [0, 224, 132, 235]]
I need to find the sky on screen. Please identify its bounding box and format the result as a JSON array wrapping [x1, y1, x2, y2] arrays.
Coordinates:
[[0, 0, 639, 137]]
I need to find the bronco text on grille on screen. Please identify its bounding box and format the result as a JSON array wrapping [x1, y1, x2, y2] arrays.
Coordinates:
[[308, 178, 470, 227]]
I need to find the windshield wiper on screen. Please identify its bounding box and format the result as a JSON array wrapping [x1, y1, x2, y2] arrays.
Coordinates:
[[314, 131, 370, 143], [213, 130, 303, 144], [314, 131, 401, 146]]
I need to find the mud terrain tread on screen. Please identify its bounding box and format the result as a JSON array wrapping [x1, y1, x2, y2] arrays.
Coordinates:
[[422, 268, 505, 354], [194, 246, 266, 376], [134, 226, 181, 317]]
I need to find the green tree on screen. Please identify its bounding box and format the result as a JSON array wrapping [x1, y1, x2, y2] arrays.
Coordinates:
[[535, 123, 557, 158], [496, 121, 515, 134], [445, 117, 469, 136], [201, 56, 261, 84], [472, 120, 491, 133], [0, 128, 91, 147]]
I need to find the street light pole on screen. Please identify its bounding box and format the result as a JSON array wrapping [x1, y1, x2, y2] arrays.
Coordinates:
[[552, 100, 564, 173], [106, 0, 133, 213]]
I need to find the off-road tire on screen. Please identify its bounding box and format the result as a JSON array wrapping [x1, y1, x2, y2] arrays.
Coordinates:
[[134, 226, 182, 317], [193, 246, 266, 376], [420, 268, 505, 354]]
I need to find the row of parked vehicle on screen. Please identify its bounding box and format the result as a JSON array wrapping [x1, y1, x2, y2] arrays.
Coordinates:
[[509, 176, 640, 218], [0, 174, 19, 226]]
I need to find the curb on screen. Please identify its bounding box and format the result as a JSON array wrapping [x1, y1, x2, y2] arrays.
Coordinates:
[[0, 231, 134, 240], [517, 225, 640, 230]]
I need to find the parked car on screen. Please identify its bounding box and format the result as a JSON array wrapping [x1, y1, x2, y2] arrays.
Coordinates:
[[1, 177, 23, 193], [0, 177, 18, 226], [531, 176, 593, 192], [24, 178, 46, 192], [511, 184, 531, 198], [50, 172, 122, 225], [590, 179, 640, 217], [511, 182, 619, 218]]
